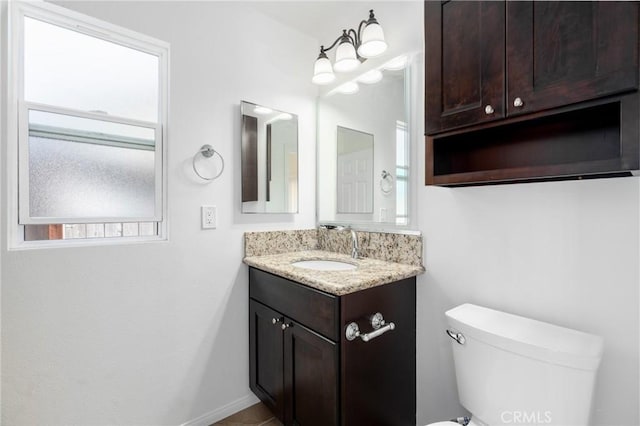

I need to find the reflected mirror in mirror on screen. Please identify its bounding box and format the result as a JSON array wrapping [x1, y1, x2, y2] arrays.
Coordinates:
[[337, 126, 373, 214], [241, 101, 298, 213], [317, 55, 412, 227]]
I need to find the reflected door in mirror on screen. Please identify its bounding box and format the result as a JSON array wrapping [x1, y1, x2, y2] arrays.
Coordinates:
[[337, 126, 373, 214]]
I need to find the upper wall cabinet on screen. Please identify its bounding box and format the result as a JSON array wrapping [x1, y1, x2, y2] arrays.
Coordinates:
[[506, 2, 639, 117], [426, 1, 639, 135], [425, 1, 640, 186], [425, 1, 505, 133]]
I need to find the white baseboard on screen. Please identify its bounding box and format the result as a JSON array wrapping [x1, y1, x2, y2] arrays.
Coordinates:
[[180, 393, 260, 426]]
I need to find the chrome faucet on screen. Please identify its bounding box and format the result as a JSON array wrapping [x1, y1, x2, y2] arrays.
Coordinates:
[[328, 225, 361, 259], [350, 229, 359, 259]]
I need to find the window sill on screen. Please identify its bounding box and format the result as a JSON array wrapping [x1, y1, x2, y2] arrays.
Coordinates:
[[8, 234, 169, 251]]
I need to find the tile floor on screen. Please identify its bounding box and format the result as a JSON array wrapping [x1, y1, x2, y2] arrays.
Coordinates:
[[212, 402, 282, 426]]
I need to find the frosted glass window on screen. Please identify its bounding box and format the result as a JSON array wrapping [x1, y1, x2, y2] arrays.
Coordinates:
[[29, 136, 155, 219], [24, 17, 159, 122], [14, 2, 167, 244]]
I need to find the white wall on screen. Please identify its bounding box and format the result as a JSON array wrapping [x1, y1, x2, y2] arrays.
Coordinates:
[[416, 155, 640, 423], [1, 2, 317, 425]]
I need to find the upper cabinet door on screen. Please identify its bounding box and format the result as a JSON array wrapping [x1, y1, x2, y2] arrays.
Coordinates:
[[507, 1, 639, 116], [425, 1, 505, 134]]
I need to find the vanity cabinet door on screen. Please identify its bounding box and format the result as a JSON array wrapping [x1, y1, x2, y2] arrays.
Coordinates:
[[283, 320, 338, 426], [506, 1, 639, 117], [249, 300, 285, 421]]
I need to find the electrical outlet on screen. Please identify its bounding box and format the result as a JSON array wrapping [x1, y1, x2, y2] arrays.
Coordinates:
[[201, 205, 217, 229], [379, 208, 387, 222]]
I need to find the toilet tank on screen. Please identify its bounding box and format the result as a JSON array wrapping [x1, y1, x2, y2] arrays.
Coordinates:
[[445, 304, 604, 426]]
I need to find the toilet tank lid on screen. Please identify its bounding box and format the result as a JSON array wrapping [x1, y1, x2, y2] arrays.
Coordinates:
[[445, 304, 604, 371]]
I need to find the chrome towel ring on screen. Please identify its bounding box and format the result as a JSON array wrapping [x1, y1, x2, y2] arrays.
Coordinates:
[[380, 170, 394, 194], [193, 144, 225, 181]]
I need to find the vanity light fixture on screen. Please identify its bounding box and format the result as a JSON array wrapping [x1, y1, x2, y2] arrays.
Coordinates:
[[312, 9, 388, 85]]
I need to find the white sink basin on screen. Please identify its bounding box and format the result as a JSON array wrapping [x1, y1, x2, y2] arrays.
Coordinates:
[[291, 260, 357, 271]]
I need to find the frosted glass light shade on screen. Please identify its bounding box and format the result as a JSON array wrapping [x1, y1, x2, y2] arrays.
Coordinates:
[[357, 69, 383, 84], [334, 41, 359, 73], [312, 56, 335, 85], [357, 23, 387, 58]]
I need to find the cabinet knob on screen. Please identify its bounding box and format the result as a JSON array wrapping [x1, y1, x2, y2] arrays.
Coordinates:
[[513, 97, 524, 108], [281, 323, 291, 330], [484, 105, 494, 115], [272, 317, 281, 325]]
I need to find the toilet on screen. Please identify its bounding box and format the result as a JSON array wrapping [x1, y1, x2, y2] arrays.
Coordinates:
[[426, 303, 604, 426]]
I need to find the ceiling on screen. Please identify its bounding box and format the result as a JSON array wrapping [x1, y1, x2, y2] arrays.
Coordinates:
[[245, 1, 422, 92], [246, 1, 423, 53]]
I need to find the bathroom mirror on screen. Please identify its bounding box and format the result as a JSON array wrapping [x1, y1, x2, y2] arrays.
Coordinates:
[[317, 55, 412, 227], [241, 101, 298, 213], [337, 126, 374, 214]]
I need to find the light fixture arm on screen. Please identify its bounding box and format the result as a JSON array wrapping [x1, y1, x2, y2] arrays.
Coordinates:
[[321, 30, 354, 55], [319, 9, 378, 57]]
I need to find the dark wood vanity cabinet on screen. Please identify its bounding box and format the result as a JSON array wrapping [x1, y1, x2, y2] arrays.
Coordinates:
[[250, 300, 338, 425], [249, 267, 416, 426], [425, 1, 640, 185]]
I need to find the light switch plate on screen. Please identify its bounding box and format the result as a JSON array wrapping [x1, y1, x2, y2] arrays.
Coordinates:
[[201, 205, 217, 229]]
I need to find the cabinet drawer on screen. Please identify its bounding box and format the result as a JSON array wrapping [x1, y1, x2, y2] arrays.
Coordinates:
[[249, 268, 339, 341]]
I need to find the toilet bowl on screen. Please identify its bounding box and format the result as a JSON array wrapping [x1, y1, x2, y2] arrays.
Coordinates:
[[425, 303, 604, 426]]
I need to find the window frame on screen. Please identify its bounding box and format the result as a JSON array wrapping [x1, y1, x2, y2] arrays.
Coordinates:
[[7, 0, 170, 248]]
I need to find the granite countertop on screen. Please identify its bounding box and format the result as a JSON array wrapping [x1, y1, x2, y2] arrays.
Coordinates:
[[244, 250, 424, 296]]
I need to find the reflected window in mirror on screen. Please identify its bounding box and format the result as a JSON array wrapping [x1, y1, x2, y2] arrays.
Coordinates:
[[317, 54, 414, 228], [241, 101, 298, 214]]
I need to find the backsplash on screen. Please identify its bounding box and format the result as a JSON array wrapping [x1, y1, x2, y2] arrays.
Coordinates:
[[244, 229, 318, 257], [317, 228, 423, 267], [245, 228, 423, 267]]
